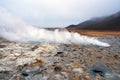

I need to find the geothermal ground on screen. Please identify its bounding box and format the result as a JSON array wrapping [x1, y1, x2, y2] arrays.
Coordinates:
[[0, 32, 120, 80], [67, 28, 120, 37]]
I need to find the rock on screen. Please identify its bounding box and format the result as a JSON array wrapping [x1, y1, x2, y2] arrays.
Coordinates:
[[23, 66, 40, 73], [31, 45, 39, 51], [54, 66, 62, 72], [0, 53, 3, 59], [10, 74, 26, 80], [33, 57, 47, 68], [16, 58, 35, 66], [54, 74, 63, 80], [80, 49, 84, 52], [55, 52, 65, 57], [8, 56, 17, 60], [32, 73, 43, 80], [35, 44, 58, 53], [88, 63, 108, 77], [21, 48, 32, 52], [0, 73, 5, 79], [25, 77, 31, 80], [42, 76, 48, 80], [12, 49, 22, 55], [21, 71, 29, 77], [42, 54, 51, 57], [114, 54, 120, 59], [0, 66, 12, 71], [61, 72, 69, 80], [57, 52, 64, 54], [105, 73, 120, 80], [79, 59, 85, 63], [70, 62, 83, 68], [0, 45, 6, 48], [72, 68, 84, 74], [14, 53, 21, 57]]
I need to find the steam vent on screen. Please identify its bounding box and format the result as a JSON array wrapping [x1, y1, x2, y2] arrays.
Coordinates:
[[0, 35, 120, 80], [0, 0, 120, 80]]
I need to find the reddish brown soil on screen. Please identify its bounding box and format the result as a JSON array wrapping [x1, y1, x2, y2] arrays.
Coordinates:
[[67, 28, 120, 37]]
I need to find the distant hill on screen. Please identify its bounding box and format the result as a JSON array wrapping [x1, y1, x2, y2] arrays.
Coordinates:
[[67, 11, 120, 30]]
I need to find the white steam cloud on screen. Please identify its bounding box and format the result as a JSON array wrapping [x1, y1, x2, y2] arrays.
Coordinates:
[[0, 7, 110, 47]]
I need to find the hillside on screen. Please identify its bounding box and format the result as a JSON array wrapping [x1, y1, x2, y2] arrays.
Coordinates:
[[67, 11, 120, 30]]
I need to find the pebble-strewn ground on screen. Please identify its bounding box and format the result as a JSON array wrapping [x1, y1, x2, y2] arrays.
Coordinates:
[[0, 36, 120, 80]]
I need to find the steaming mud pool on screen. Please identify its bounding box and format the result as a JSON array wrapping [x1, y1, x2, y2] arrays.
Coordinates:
[[0, 36, 120, 80]]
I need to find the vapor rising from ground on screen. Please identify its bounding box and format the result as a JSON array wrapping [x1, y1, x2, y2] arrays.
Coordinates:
[[0, 7, 110, 47]]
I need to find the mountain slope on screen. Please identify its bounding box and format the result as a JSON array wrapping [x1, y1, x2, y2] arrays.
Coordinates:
[[67, 11, 120, 30]]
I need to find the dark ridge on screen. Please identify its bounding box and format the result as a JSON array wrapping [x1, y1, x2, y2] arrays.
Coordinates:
[[67, 11, 120, 31]]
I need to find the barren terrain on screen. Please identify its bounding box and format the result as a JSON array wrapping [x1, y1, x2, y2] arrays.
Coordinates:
[[67, 28, 120, 37], [0, 31, 120, 80]]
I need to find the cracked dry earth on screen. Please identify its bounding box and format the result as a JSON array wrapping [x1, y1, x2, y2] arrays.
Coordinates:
[[0, 36, 120, 80]]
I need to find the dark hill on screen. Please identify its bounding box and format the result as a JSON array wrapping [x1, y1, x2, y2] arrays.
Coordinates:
[[67, 11, 120, 30]]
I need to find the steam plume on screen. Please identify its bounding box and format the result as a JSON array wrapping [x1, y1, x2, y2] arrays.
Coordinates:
[[0, 7, 110, 47]]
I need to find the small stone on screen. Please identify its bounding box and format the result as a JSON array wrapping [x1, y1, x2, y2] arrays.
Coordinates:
[[32, 73, 42, 80], [42, 54, 51, 57], [0, 54, 3, 59], [16, 58, 34, 66], [31, 45, 39, 51], [21, 72, 29, 77], [88, 63, 108, 77], [0, 45, 6, 48], [53, 61, 61, 66], [70, 62, 83, 68], [0, 74, 5, 79], [54, 74, 63, 80], [11, 75, 26, 80], [55, 52, 64, 57], [25, 76, 31, 80], [42, 76, 48, 80], [14, 53, 21, 57], [105, 73, 120, 80], [33, 57, 47, 67], [54, 66, 62, 72], [61, 72, 69, 80], [25, 66, 40, 73], [7, 54, 17, 60], [72, 68, 84, 74], [80, 49, 84, 52], [0, 66, 12, 71], [57, 52, 64, 54], [85, 75, 90, 79], [79, 59, 85, 63], [114, 54, 119, 59]]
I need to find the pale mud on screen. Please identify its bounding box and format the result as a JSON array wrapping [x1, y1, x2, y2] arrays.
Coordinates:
[[0, 36, 120, 80]]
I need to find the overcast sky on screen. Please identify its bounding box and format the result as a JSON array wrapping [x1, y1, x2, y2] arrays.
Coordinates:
[[0, 0, 120, 27]]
